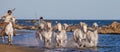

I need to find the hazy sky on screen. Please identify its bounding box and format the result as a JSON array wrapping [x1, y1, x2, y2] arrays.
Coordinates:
[[0, 0, 120, 19]]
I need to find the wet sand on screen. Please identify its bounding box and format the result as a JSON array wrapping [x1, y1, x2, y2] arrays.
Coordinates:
[[0, 44, 41, 52]]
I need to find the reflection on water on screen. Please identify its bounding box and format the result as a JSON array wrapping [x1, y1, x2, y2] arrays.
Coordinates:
[[0, 30, 120, 52]]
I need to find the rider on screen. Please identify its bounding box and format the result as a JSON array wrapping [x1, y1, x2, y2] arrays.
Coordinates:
[[39, 17, 46, 25], [1, 10, 16, 36], [38, 17, 47, 29]]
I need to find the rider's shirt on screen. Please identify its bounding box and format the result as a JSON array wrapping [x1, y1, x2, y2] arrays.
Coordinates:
[[2, 13, 15, 23], [4, 15, 15, 23]]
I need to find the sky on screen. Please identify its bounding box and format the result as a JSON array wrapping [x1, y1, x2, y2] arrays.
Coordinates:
[[0, 0, 120, 20]]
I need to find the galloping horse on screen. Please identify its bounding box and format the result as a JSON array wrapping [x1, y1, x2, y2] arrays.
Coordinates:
[[86, 22, 98, 47], [36, 22, 53, 47], [54, 23, 67, 47], [73, 22, 88, 48]]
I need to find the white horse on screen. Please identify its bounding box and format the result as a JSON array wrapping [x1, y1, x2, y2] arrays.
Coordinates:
[[63, 23, 68, 30], [73, 22, 88, 48], [2, 16, 16, 45], [36, 22, 53, 47], [86, 22, 98, 47], [42, 22, 52, 46], [54, 23, 67, 47], [93, 23, 98, 47]]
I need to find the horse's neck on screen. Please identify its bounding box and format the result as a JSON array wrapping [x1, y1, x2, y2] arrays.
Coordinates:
[[93, 30, 98, 36], [94, 30, 97, 33], [5, 22, 13, 34]]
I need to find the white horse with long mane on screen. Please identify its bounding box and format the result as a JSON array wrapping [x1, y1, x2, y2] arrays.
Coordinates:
[[54, 23, 67, 47], [36, 22, 53, 47], [1, 16, 16, 45], [42, 22, 53, 46], [74, 22, 99, 48], [85, 22, 98, 47], [73, 22, 88, 48]]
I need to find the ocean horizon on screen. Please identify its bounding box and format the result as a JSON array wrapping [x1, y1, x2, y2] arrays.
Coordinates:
[[16, 19, 120, 27]]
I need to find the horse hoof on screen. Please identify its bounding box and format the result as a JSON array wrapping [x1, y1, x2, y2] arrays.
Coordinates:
[[83, 45, 86, 47], [8, 42, 12, 45], [8, 43, 12, 45]]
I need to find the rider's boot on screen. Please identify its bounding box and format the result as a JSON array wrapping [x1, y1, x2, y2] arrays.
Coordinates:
[[13, 30, 16, 36]]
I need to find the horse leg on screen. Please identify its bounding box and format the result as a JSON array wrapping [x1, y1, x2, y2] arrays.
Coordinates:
[[8, 34, 13, 45], [8, 34, 11, 45], [57, 42, 60, 48], [56, 40, 59, 48], [45, 39, 49, 47], [60, 40, 62, 48], [44, 38, 47, 47], [45, 39, 48, 47], [2, 35, 5, 43], [57, 39, 61, 47], [49, 39, 51, 45], [56, 41, 58, 47], [48, 40, 51, 47], [10, 34, 13, 45], [95, 41, 98, 47], [44, 39, 45, 46]]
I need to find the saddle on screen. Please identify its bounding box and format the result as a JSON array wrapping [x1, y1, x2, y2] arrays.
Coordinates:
[[0, 23, 16, 36]]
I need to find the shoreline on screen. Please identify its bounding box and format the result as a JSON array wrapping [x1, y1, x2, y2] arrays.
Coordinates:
[[0, 44, 41, 52]]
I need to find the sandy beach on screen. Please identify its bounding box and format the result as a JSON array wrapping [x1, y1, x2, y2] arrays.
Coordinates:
[[0, 44, 41, 52]]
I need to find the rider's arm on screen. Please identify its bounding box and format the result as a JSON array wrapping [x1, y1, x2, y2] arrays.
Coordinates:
[[1, 14, 8, 19]]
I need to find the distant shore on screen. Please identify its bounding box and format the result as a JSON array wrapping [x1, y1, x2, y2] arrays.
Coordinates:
[[0, 20, 120, 34], [66, 21, 120, 34]]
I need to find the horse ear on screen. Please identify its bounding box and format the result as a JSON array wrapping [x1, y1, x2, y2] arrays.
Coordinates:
[[93, 22, 98, 27]]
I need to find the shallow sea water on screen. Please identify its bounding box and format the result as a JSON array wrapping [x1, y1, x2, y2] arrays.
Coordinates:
[[0, 30, 120, 52]]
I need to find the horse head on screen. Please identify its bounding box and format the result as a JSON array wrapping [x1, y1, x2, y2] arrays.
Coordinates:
[[63, 23, 68, 30], [93, 22, 98, 30], [57, 23, 62, 31], [82, 23, 88, 34]]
